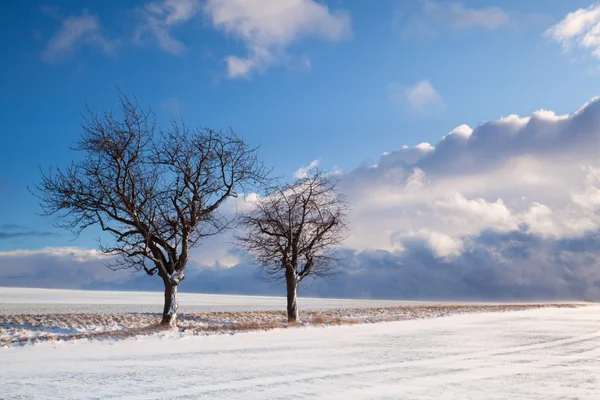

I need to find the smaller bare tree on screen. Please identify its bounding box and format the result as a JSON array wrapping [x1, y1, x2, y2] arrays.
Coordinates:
[[236, 169, 349, 322]]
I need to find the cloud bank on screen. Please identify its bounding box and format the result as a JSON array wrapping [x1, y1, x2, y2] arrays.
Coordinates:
[[3, 97, 600, 300], [0, 247, 131, 289]]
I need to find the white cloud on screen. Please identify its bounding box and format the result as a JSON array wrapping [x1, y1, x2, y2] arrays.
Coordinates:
[[425, 231, 464, 258], [188, 234, 241, 268], [404, 1, 509, 40], [42, 0, 349, 74], [42, 11, 113, 61], [294, 159, 320, 179], [572, 166, 600, 210], [389, 80, 443, 112], [341, 97, 600, 256], [545, 3, 600, 58], [329, 166, 343, 176], [135, 0, 201, 55], [203, 0, 351, 78], [224, 56, 256, 78], [405, 80, 441, 110]]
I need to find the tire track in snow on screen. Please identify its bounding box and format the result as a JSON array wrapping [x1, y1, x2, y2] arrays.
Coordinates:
[[124, 324, 600, 398]]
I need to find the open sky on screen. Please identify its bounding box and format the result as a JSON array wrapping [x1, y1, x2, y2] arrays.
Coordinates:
[[1, 0, 600, 300]]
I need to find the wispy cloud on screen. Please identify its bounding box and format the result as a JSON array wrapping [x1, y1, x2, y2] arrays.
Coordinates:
[[40, 0, 349, 76], [0, 224, 25, 231], [203, 0, 351, 78], [0, 224, 59, 240], [134, 0, 201, 55], [388, 80, 443, 112], [545, 3, 600, 58], [42, 10, 113, 62], [423, 1, 509, 29], [403, 1, 510, 40], [0, 247, 103, 260]]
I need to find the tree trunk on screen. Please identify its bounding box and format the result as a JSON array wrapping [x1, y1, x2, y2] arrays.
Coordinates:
[[161, 282, 178, 326], [285, 270, 298, 323]]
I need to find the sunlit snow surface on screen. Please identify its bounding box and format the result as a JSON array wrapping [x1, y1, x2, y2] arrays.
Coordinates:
[[2, 305, 599, 399]]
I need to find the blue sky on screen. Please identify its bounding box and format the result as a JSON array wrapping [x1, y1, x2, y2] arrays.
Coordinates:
[[2, 0, 600, 299]]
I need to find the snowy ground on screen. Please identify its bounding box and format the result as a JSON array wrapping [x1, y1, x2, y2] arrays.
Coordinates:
[[1, 305, 598, 399], [2, 303, 571, 347], [0, 287, 580, 346], [0, 287, 498, 314]]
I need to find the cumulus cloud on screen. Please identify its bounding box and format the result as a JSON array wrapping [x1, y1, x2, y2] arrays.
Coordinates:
[[403, 1, 510, 40], [341, 97, 600, 258], [294, 159, 320, 179], [5, 97, 600, 301], [388, 80, 443, 112], [545, 2, 600, 58], [42, 10, 113, 61], [275, 96, 600, 299], [203, 0, 351, 78], [135, 0, 201, 54]]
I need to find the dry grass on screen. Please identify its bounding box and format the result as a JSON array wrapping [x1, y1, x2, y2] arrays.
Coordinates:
[[185, 320, 281, 334], [312, 314, 326, 324], [311, 313, 358, 325]]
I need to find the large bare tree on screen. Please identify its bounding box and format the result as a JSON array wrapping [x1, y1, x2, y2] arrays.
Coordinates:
[[236, 169, 349, 322], [35, 94, 267, 325]]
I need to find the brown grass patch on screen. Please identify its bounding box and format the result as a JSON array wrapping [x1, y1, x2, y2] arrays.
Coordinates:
[[312, 314, 326, 324], [230, 320, 280, 331], [310, 313, 359, 325]]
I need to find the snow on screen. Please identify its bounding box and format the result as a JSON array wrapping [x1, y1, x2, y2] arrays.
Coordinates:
[[0, 287, 498, 314], [2, 305, 599, 399]]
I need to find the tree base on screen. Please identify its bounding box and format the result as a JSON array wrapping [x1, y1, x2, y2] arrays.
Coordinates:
[[160, 315, 177, 327]]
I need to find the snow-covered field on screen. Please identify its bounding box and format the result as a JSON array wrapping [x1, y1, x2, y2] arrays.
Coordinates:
[[1, 305, 598, 399], [1, 287, 581, 347], [0, 287, 449, 314]]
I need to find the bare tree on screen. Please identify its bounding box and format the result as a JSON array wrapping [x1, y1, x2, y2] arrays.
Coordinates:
[[236, 169, 349, 322], [35, 94, 267, 326]]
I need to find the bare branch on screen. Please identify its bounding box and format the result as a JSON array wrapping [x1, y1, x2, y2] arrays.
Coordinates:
[[236, 168, 349, 284], [34, 93, 269, 288]]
